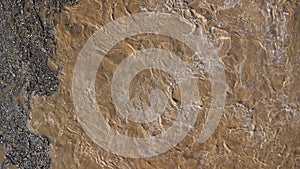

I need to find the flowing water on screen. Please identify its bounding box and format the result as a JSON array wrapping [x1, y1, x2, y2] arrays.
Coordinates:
[[28, 0, 300, 168]]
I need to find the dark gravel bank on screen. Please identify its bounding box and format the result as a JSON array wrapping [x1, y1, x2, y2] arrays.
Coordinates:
[[0, 0, 78, 168]]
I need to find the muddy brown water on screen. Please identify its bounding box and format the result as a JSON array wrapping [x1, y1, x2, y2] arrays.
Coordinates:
[[29, 0, 300, 168]]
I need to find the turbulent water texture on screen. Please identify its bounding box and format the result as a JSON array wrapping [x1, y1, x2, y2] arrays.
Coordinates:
[[1, 0, 300, 169], [28, 0, 300, 168]]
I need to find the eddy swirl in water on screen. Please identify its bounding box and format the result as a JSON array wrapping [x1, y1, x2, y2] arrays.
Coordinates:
[[72, 12, 226, 158]]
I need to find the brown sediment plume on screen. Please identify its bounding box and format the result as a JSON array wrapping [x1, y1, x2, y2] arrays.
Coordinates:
[[29, 0, 300, 168]]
